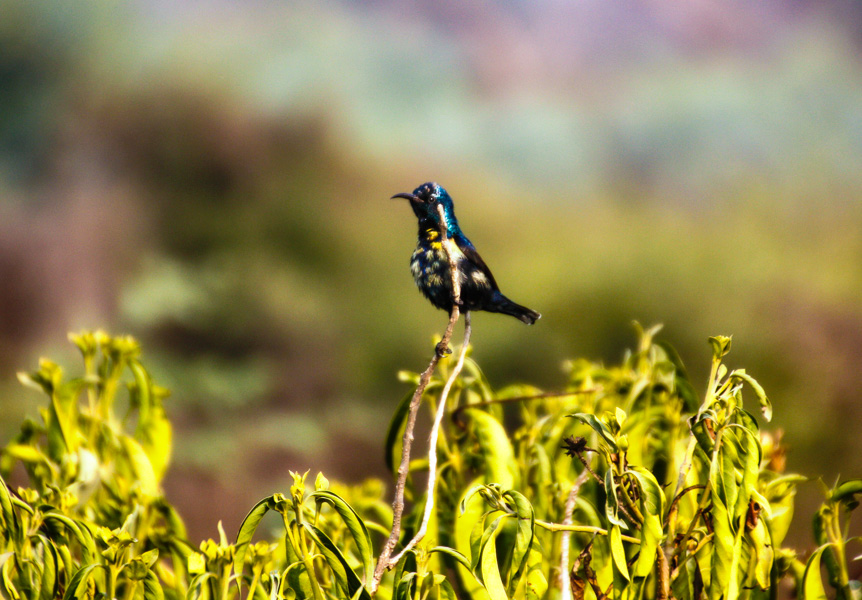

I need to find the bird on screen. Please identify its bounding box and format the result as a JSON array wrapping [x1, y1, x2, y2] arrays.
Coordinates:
[[392, 182, 541, 325]]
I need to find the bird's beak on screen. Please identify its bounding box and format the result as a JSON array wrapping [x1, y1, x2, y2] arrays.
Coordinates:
[[391, 192, 419, 203]]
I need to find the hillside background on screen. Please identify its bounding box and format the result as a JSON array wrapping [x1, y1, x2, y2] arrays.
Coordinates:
[[2, 0, 862, 547]]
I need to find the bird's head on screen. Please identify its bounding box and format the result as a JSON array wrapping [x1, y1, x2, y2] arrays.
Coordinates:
[[392, 182, 460, 234]]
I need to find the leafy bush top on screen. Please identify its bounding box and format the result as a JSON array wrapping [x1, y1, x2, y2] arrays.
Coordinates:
[[0, 328, 859, 599]]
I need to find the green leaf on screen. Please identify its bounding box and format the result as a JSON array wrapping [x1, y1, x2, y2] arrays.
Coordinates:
[[49, 379, 86, 457], [0, 476, 19, 543], [746, 517, 773, 590], [628, 466, 667, 521], [394, 572, 417, 600], [233, 494, 287, 584], [143, 570, 165, 600], [35, 535, 58, 600], [459, 484, 487, 515], [670, 556, 700, 600], [708, 495, 734, 600], [120, 436, 159, 500], [731, 426, 761, 521], [634, 512, 661, 580], [309, 490, 374, 584], [569, 413, 619, 452], [715, 436, 738, 512], [303, 523, 370, 600], [802, 544, 830, 600], [655, 340, 699, 412], [523, 547, 548, 600], [474, 514, 506, 573], [0, 553, 18, 600], [610, 525, 630, 582], [130, 359, 173, 481], [830, 479, 862, 507], [501, 490, 535, 592], [187, 572, 217, 599], [3, 444, 54, 471], [464, 409, 517, 488], [708, 336, 732, 359], [604, 469, 628, 530], [729, 370, 772, 422], [428, 546, 472, 572], [691, 412, 716, 454], [393, 549, 418, 596], [437, 577, 459, 600], [43, 512, 98, 564], [478, 521, 508, 600], [455, 479, 492, 600], [62, 564, 106, 600]]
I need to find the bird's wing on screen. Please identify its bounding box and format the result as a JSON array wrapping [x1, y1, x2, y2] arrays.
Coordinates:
[[453, 233, 500, 289]]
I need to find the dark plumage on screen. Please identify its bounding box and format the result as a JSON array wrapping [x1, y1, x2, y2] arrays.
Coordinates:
[[392, 182, 541, 325]]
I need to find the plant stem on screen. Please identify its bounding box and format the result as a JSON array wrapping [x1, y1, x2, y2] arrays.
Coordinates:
[[247, 566, 262, 600], [390, 312, 472, 567], [370, 202, 463, 595], [107, 564, 118, 600], [285, 515, 325, 600], [218, 564, 231, 600], [536, 519, 641, 544], [618, 481, 645, 526]]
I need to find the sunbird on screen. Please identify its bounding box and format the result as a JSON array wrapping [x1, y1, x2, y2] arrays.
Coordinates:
[[393, 182, 541, 325]]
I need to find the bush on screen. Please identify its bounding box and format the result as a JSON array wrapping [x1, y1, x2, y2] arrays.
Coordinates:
[[0, 328, 859, 599]]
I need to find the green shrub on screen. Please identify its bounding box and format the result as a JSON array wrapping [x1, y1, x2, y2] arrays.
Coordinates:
[[0, 328, 859, 599]]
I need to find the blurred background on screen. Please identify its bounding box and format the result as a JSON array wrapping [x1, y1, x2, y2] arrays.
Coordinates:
[[2, 0, 862, 547]]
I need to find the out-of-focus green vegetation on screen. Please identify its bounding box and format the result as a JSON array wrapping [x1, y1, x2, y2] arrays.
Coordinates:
[[2, 0, 862, 545]]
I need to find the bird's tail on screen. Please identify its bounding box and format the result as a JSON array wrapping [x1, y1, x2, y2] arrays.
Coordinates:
[[491, 293, 541, 325]]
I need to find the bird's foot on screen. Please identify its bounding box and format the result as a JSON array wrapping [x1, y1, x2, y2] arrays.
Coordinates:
[[435, 341, 452, 357]]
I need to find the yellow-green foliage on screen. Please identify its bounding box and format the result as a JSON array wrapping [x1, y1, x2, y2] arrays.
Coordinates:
[[0, 329, 859, 599]]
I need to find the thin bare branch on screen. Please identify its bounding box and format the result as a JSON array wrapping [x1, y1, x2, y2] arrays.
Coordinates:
[[370, 202, 464, 595], [390, 311, 472, 566]]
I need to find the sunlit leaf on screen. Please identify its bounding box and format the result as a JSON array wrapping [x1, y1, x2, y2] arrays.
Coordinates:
[[455, 479, 492, 600], [610, 525, 630, 582], [464, 409, 517, 488], [309, 490, 374, 584], [802, 544, 830, 600], [429, 546, 472, 572], [830, 479, 862, 508], [478, 521, 508, 600], [746, 517, 773, 590], [708, 495, 735, 600], [43, 512, 98, 564], [604, 469, 628, 530], [569, 413, 618, 451], [233, 494, 287, 584], [501, 490, 535, 592], [35, 535, 57, 600], [143, 570, 165, 600], [303, 523, 370, 600], [130, 360, 173, 481], [62, 563, 106, 600], [729, 370, 771, 422]]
